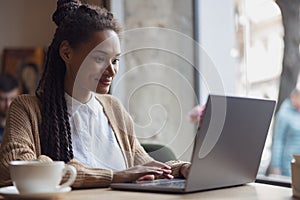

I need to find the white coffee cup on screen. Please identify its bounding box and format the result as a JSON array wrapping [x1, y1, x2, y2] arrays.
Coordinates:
[[9, 160, 77, 194]]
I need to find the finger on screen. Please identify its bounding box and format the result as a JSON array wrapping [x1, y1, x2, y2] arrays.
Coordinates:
[[156, 173, 174, 180], [137, 174, 155, 182], [136, 166, 171, 179], [139, 167, 163, 176], [144, 161, 171, 169], [165, 174, 174, 179], [162, 169, 172, 174], [145, 166, 171, 175]]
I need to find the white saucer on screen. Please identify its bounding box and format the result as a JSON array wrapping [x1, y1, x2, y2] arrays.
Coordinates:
[[0, 186, 71, 199]]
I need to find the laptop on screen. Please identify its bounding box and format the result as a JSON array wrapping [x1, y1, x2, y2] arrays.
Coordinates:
[[110, 94, 276, 193]]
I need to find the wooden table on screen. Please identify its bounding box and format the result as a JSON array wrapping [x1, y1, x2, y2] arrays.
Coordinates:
[[0, 183, 296, 199]]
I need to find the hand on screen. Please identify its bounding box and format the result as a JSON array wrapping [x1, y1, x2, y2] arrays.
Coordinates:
[[188, 105, 206, 126], [112, 160, 173, 183], [270, 168, 281, 175], [180, 163, 191, 178]]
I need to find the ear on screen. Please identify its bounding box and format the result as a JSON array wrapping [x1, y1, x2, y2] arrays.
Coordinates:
[[59, 40, 72, 63]]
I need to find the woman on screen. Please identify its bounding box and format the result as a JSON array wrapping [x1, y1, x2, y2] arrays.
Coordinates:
[[0, 0, 190, 188]]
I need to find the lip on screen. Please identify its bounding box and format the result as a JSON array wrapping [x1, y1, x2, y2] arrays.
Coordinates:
[[98, 78, 112, 86]]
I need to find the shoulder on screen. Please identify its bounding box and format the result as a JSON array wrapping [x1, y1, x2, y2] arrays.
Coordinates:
[[281, 99, 291, 107], [10, 94, 40, 112], [277, 99, 293, 115], [94, 94, 133, 125], [94, 94, 124, 110], [11, 94, 39, 105], [6, 95, 41, 133]]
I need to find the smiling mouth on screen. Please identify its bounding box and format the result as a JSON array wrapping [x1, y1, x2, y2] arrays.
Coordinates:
[[95, 78, 111, 86]]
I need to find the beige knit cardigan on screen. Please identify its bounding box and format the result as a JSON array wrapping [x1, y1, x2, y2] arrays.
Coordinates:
[[0, 94, 187, 188]]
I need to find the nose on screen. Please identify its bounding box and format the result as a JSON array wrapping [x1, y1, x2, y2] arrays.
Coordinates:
[[104, 61, 118, 76]]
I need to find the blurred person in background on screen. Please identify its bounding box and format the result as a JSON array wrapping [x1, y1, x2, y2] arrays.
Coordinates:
[[0, 74, 19, 143], [18, 62, 39, 95], [270, 89, 300, 176]]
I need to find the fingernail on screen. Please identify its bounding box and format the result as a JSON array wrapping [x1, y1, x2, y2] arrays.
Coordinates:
[[168, 174, 174, 179]]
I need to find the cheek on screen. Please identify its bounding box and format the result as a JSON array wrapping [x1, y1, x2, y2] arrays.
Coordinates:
[[82, 57, 108, 73], [114, 64, 119, 74], [77, 58, 96, 75], [69, 55, 82, 73], [293, 97, 300, 108], [78, 63, 108, 91]]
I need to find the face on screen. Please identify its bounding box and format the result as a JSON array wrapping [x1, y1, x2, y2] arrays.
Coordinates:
[[63, 30, 121, 96], [291, 92, 300, 111], [21, 66, 38, 89], [0, 88, 19, 118]]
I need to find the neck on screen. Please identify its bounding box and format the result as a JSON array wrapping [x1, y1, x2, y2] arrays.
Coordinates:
[[64, 75, 91, 103]]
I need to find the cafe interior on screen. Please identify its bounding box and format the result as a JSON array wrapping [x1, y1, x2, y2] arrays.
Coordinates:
[[0, 0, 298, 199]]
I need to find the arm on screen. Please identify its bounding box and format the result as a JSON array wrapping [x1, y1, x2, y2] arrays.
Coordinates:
[[127, 114, 190, 178], [132, 137, 190, 178], [96, 95, 190, 183], [0, 96, 52, 186], [270, 110, 288, 174], [65, 159, 113, 188]]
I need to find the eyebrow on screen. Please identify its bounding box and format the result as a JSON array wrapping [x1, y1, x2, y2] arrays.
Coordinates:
[[93, 50, 121, 57]]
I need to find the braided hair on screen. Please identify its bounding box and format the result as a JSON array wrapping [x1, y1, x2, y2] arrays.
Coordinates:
[[36, 0, 120, 162]]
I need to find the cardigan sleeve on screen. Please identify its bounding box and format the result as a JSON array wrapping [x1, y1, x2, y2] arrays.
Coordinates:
[[59, 159, 112, 188], [127, 117, 155, 166], [0, 96, 44, 186]]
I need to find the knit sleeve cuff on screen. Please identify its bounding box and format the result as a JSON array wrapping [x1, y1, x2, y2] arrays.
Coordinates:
[[165, 160, 191, 178], [66, 159, 113, 188], [37, 155, 53, 162]]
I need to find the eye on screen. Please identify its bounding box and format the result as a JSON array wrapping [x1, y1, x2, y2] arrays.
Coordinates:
[[112, 58, 120, 65], [95, 57, 105, 63]]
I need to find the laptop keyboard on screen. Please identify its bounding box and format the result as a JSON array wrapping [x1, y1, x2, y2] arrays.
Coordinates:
[[136, 179, 186, 189]]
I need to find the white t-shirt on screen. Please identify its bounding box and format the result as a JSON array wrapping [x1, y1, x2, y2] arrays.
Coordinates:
[[65, 92, 126, 171]]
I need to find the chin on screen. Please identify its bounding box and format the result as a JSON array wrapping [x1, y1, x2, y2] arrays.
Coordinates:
[[96, 87, 109, 94]]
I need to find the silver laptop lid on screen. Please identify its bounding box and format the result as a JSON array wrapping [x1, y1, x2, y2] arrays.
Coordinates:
[[185, 95, 276, 192]]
